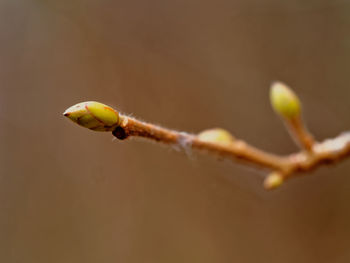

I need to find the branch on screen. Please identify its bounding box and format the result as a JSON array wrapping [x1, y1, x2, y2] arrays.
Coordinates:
[[63, 82, 350, 190]]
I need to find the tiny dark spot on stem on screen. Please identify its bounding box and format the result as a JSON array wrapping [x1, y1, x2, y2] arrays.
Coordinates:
[[113, 127, 128, 140]]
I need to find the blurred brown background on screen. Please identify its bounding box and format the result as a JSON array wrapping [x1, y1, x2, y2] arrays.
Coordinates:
[[1, 0, 350, 262]]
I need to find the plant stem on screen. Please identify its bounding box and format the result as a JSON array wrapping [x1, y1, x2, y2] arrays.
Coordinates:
[[113, 115, 350, 183]]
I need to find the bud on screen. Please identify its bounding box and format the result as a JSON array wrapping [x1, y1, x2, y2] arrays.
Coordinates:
[[270, 82, 301, 120], [197, 128, 235, 145], [63, 101, 120, 131], [263, 172, 284, 190]]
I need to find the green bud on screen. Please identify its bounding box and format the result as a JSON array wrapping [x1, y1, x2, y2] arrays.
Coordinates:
[[270, 82, 301, 119], [263, 172, 284, 190], [63, 101, 120, 131], [197, 128, 235, 145]]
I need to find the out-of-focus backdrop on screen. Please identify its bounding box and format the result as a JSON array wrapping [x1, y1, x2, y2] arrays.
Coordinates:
[[1, 0, 350, 262]]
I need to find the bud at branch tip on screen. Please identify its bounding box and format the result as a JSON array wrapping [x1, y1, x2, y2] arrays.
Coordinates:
[[63, 101, 120, 131], [270, 81, 301, 120]]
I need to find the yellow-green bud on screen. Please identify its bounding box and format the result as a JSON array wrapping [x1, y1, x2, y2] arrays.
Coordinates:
[[263, 172, 284, 190], [270, 82, 301, 119], [63, 101, 120, 131], [197, 128, 235, 145]]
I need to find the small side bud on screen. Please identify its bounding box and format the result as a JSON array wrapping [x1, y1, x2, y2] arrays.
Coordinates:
[[270, 82, 301, 120], [63, 101, 120, 131], [264, 172, 284, 190], [197, 128, 235, 145]]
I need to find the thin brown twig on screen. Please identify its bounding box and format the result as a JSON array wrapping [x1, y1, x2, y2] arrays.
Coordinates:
[[113, 115, 350, 185], [285, 116, 315, 151], [63, 82, 350, 190], [113, 116, 288, 170]]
